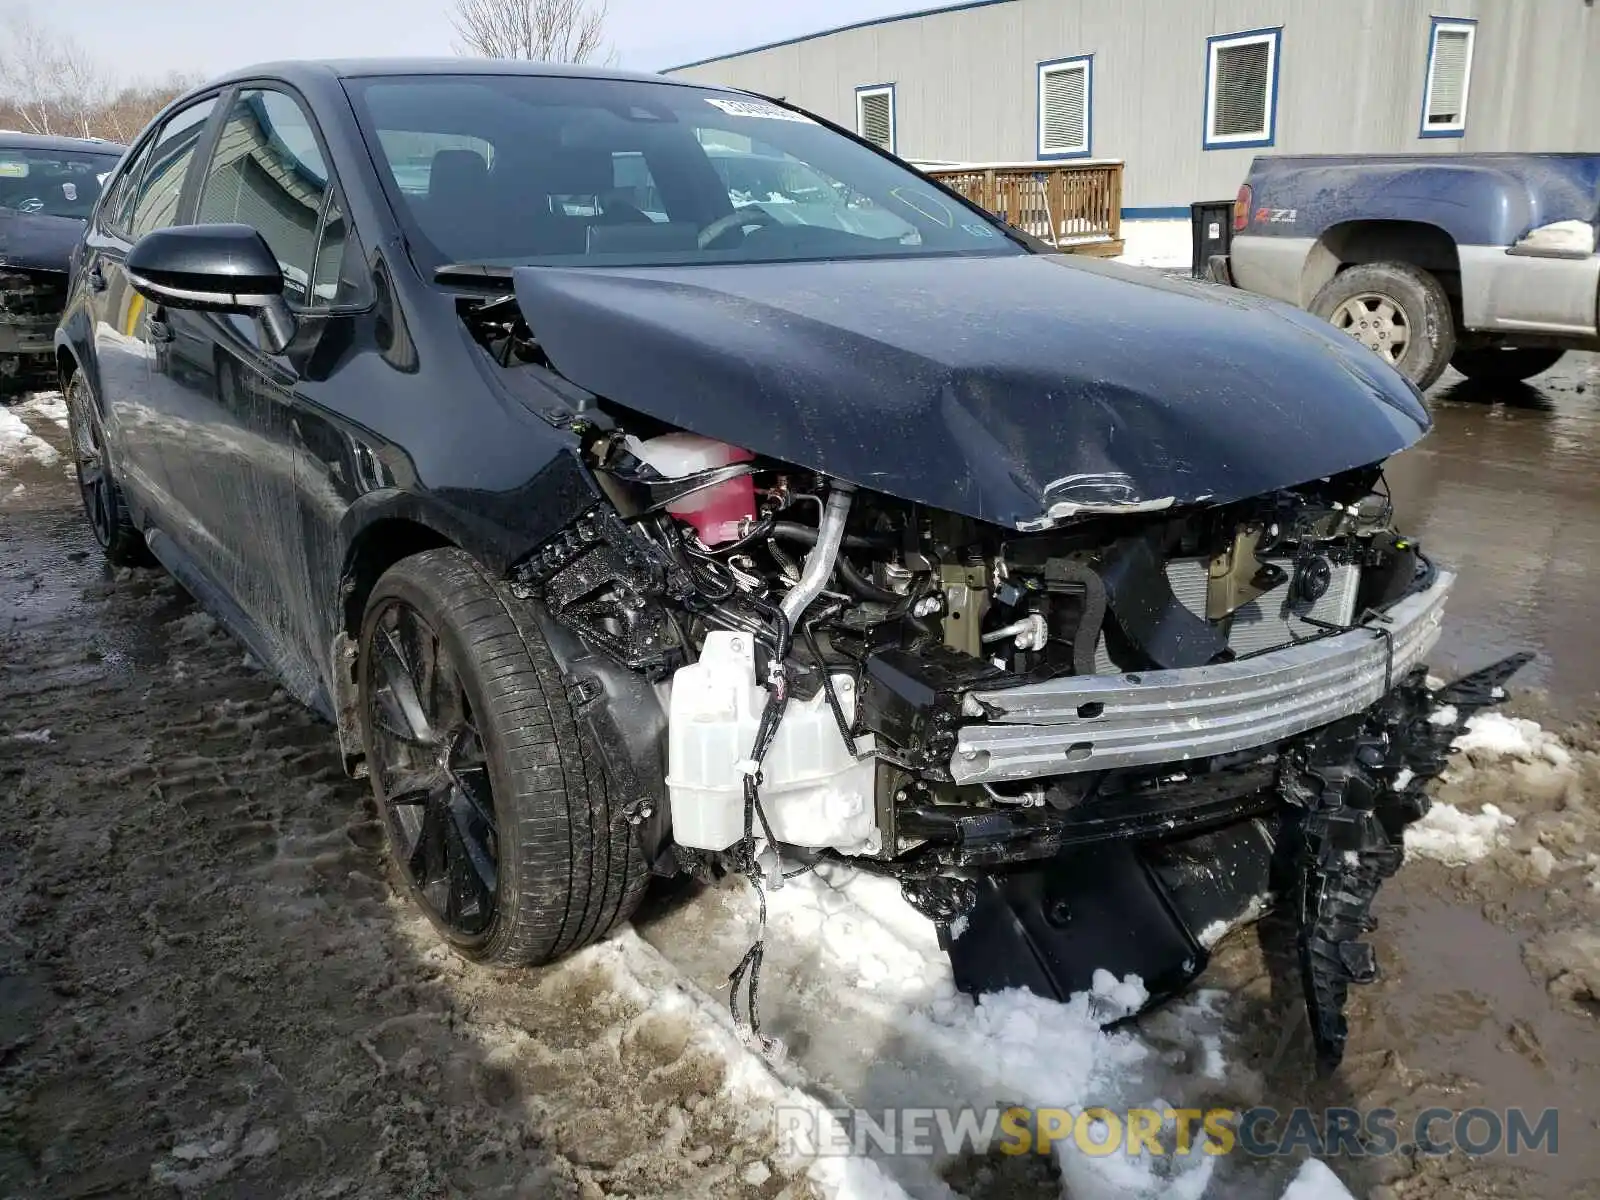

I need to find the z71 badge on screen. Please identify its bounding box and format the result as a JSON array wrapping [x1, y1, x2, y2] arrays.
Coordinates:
[[1254, 206, 1298, 224]]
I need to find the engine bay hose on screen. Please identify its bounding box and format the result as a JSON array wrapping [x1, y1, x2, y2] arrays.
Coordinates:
[[779, 483, 855, 629], [769, 521, 893, 551]]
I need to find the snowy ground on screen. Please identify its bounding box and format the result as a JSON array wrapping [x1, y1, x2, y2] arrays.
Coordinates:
[[1113, 220, 1194, 271], [4, 393, 1599, 1200]]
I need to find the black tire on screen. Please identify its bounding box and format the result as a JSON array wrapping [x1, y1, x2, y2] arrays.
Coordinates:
[[1309, 262, 1457, 390], [357, 548, 647, 967], [1449, 346, 1565, 384], [63, 371, 152, 565]]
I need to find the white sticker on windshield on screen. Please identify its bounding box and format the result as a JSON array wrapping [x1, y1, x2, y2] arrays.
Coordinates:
[[704, 97, 815, 123], [61, 181, 77, 201]]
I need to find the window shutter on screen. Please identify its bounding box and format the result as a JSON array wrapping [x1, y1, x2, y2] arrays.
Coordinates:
[[1427, 29, 1471, 125], [858, 90, 893, 151], [1213, 40, 1271, 137], [1041, 63, 1088, 154]]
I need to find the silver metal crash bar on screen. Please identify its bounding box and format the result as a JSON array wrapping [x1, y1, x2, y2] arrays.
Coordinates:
[[950, 571, 1454, 785]]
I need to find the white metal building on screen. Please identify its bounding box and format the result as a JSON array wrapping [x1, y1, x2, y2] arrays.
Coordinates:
[[664, 0, 1600, 215]]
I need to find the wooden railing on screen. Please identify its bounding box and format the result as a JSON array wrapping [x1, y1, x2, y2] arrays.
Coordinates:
[[920, 160, 1124, 255]]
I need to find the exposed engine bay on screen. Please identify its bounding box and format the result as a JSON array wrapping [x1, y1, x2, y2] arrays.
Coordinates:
[[464, 298, 1529, 1074]]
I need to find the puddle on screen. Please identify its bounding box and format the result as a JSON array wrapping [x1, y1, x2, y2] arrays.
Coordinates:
[[1389, 355, 1600, 720]]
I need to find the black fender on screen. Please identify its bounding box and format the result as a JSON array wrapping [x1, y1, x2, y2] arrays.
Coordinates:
[[53, 320, 102, 409]]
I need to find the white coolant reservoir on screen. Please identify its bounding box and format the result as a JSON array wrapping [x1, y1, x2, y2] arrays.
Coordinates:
[[624, 432, 755, 546], [666, 631, 879, 854]]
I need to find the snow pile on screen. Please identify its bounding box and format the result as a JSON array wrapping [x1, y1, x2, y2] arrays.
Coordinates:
[[1279, 1157, 1355, 1199], [589, 929, 913, 1200], [1114, 220, 1193, 271], [1450, 712, 1573, 768], [744, 866, 1234, 1198], [17, 391, 69, 429], [0, 405, 59, 469], [1405, 800, 1515, 865], [1403, 712, 1584, 865]]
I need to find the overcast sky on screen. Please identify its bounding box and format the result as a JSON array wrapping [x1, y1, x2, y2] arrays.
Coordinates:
[[27, 0, 914, 81]]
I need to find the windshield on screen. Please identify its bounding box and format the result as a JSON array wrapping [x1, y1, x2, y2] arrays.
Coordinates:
[[343, 74, 1021, 269], [0, 146, 121, 219]]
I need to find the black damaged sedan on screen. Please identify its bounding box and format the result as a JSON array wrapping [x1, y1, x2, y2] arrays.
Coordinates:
[[0, 132, 123, 395], [55, 60, 1524, 1071]]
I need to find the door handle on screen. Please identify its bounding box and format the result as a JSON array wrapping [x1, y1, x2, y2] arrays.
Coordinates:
[[148, 316, 174, 343], [87, 264, 106, 292]]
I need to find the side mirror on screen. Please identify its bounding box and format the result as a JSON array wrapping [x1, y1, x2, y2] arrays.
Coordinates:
[[127, 224, 296, 352]]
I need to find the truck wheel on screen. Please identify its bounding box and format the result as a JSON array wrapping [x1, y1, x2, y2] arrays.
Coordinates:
[[357, 548, 647, 967], [64, 371, 152, 565], [1309, 262, 1456, 389], [1449, 346, 1565, 384]]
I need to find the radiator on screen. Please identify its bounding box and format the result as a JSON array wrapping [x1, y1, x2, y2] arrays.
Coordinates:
[[1092, 556, 1361, 670], [1166, 557, 1361, 656]]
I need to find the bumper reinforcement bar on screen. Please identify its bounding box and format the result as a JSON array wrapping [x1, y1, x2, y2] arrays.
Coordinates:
[[950, 572, 1454, 785]]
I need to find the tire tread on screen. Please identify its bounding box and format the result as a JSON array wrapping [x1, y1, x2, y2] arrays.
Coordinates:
[[360, 548, 647, 967]]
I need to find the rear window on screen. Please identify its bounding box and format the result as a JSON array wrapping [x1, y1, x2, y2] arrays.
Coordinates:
[[0, 146, 122, 219]]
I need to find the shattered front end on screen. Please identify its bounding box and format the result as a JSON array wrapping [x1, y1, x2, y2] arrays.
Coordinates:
[[0, 268, 67, 393], [495, 413, 1530, 1071]]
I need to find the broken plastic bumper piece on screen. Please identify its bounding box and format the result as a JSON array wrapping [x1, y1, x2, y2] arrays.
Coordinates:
[[950, 571, 1454, 784]]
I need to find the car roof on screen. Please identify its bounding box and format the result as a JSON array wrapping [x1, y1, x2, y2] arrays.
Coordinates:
[[0, 131, 125, 154], [204, 57, 726, 91]]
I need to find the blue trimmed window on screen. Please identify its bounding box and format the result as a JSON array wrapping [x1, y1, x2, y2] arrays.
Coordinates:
[[1421, 18, 1476, 137], [855, 84, 896, 153], [1204, 28, 1281, 150], [1037, 56, 1092, 158]]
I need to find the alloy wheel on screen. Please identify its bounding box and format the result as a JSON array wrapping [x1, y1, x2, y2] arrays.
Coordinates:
[[364, 599, 499, 938], [1329, 293, 1409, 365], [68, 387, 114, 548]]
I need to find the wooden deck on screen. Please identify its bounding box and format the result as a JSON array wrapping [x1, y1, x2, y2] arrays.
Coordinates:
[[921, 160, 1124, 256]]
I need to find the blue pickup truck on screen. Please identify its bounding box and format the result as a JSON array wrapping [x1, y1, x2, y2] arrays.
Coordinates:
[[1219, 153, 1600, 388]]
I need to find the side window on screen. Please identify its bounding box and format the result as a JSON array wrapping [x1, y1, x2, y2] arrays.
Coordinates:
[[128, 98, 217, 238], [196, 88, 338, 307], [98, 140, 156, 233]]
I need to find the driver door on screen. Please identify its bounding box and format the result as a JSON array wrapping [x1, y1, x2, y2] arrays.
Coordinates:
[[155, 85, 355, 697]]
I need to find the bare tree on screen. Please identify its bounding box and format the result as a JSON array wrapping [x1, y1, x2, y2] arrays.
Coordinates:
[[0, 8, 75, 135], [0, 7, 194, 143], [451, 0, 612, 64], [94, 75, 198, 144]]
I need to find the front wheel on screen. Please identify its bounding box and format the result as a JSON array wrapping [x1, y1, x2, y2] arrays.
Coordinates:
[[1449, 346, 1565, 384], [357, 548, 647, 966], [1309, 262, 1457, 389]]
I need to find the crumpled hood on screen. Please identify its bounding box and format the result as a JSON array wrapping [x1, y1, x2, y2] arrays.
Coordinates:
[[511, 253, 1430, 529], [0, 210, 83, 273]]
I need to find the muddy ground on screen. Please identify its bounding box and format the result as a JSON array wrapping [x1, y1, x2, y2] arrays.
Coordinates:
[[3, 354, 1600, 1200]]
